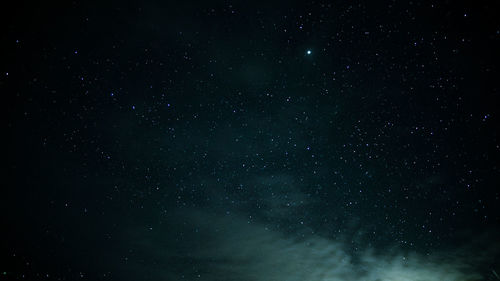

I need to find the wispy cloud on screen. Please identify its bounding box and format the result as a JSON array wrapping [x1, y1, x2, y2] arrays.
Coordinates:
[[123, 207, 494, 281]]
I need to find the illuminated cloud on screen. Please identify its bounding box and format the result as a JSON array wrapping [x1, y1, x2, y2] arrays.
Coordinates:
[[124, 209, 493, 281]]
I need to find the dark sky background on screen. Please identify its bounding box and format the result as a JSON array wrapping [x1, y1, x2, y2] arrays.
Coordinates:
[[2, 0, 500, 280]]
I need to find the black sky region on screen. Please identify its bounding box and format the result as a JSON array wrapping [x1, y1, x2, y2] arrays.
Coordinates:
[[2, 0, 500, 280]]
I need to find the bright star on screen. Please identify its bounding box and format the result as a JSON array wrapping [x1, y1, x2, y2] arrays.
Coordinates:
[[306, 50, 312, 55]]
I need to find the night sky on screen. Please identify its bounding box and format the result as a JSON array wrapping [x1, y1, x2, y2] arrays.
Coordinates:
[[2, 0, 500, 280]]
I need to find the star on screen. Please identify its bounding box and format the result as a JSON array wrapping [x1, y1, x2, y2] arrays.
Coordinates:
[[306, 50, 312, 55]]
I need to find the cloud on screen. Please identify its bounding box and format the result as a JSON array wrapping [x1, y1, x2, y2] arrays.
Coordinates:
[[122, 207, 494, 281], [114, 173, 498, 281]]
